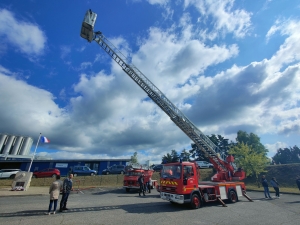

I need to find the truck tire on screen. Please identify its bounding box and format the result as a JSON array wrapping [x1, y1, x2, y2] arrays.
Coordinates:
[[120, 171, 124, 174], [90, 172, 95, 176], [228, 190, 238, 203], [74, 173, 78, 177], [190, 194, 202, 209], [51, 174, 57, 178], [32, 175, 37, 178], [106, 171, 109, 175], [126, 188, 130, 192], [10, 174, 16, 179]]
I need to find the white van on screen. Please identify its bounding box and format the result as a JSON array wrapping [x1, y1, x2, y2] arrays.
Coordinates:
[[0, 169, 21, 179]]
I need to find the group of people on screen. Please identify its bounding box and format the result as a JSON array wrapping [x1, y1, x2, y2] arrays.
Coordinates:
[[137, 174, 152, 196], [261, 175, 280, 199], [261, 175, 300, 199], [46, 173, 73, 215]]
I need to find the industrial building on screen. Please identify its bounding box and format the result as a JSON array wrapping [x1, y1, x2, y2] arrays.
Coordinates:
[[0, 133, 130, 176], [0, 158, 130, 176], [0, 133, 33, 157]]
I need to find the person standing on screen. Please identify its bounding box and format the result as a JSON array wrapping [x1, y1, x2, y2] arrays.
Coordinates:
[[138, 174, 145, 196], [296, 175, 300, 191], [45, 175, 63, 215], [59, 173, 73, 212], [147, 177, 152, 193], [270, 177, 280, 198], [261, 175, 272, 199]]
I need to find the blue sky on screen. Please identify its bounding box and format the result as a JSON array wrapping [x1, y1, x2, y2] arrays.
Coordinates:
[[1, 0, 300, 164]]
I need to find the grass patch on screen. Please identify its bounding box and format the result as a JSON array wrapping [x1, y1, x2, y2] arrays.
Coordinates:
[[245, 184, 300, 195]]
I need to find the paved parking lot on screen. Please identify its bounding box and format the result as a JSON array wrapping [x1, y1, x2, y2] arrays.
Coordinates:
[[0, 187, 299, 225]]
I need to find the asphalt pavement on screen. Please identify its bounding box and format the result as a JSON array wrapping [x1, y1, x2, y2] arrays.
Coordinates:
[[0, 186, 300, 225], [0, 186, 49, 197]]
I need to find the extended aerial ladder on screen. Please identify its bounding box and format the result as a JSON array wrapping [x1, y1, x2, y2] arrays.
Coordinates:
[[80, 9, 245, 182]]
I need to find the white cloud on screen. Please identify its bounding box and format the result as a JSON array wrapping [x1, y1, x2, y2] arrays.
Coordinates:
[[133, 26, 238, 97], [147, 0, 169, 6], [184, 0, 252, 39], [0, 9, 46, 56], [60, 46, 71, 59], [265, 142, 287, 157], [267, 19, 300, 72], [0, 68, 65, 136]]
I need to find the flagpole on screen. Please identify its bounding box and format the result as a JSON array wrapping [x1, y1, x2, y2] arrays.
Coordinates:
[[28, 133, 42, 172]]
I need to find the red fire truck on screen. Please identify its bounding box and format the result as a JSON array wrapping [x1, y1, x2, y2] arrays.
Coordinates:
[[160, 156, 252, 208], [80, 9, 252, 208], [123, 164, 157, 192]]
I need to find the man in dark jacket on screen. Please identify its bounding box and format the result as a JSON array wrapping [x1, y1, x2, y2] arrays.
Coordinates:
[[138, 174, 145, 196], [261, 175, 271, 199], [270, 177, 280, 198], [296, 175, 300, 190], [59, 173, 73, 212]]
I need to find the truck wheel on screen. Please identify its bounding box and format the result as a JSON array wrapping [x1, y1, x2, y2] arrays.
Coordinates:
[[126, 188, 130, 192], [90, 173, 95, 176], [32, 175, 37, 178], [51, 174, 57, 178], [190, 194, 202, 209], [74, 173, 78, 177], [228, 190, 238, 203], [10, 174, 16, 179], [120, 171, 124, 174], [106, 171, 109, 175]]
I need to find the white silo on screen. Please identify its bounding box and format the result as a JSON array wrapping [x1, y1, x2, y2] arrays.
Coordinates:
[[19, 137, 33, 155], [2, 135, 15, 154], [0, 134, 7, 154], [11, 136, 24, 155]]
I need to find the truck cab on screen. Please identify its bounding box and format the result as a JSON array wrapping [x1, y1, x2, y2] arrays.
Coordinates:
[[160, 162, 199, 201], [123, 167, 157, 192], [160, 161, 249, 209]]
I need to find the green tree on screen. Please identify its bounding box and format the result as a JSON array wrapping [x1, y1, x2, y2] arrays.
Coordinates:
[[189, 143, 209, 161], [236, 130, 268, 155], [170, 149, 180, 162], [162, 149, 180, 163], [272, 146, 300, 164], [229, 143, 269, 187], [190, 134, 232, 161], [162, 153, 172, 164], [130, 152, 138, 164], [180, 149, 191, 161]]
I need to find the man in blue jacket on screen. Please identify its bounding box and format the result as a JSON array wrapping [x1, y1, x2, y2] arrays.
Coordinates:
[[59, 173, 73, 212], [261, 175, 272, 199]]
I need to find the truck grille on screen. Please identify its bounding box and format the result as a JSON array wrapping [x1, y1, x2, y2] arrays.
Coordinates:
[[161, 186, 177, 193]]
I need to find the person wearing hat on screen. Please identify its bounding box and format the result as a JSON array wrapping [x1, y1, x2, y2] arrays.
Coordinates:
[[138, 174, 145, 196]]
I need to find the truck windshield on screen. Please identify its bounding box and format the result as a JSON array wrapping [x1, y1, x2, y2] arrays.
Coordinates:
[[161, 165, 181, 179], [126, 172, 142, 176]]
